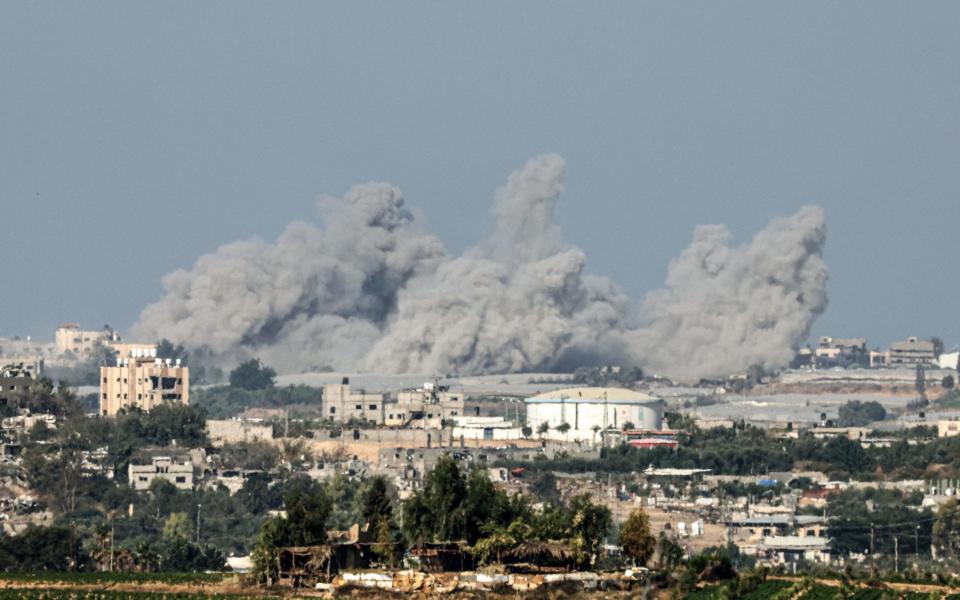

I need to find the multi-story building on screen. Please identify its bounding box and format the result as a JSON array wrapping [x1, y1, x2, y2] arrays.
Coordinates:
[[99, 350, 189, 416], [886, 337, 936, 367], [385, 382, 465, 428], [0, 362, 38, 409], [128, 456, 193, 490], [55, 323, 119, 358], [321, 378, 384, 425]]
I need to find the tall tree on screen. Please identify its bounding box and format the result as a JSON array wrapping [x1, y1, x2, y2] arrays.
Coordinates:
[[931, 337, 945, 359], [933, 498, 960, 558], [568, 494, 611, 568], [229, 359, 276, 391], [620, 508, 656, 567], [361, 476, 393, 526]]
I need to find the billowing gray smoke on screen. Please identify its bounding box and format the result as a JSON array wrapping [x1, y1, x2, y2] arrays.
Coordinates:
[[630, 206, 828, 380], [133, 155, 828, 380]]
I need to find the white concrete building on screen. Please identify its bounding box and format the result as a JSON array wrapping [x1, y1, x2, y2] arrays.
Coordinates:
[[450, 416, 523, 442], [524, 387, 663, 442], [128, 456, 193, 490], [938, 351, 959, 371]]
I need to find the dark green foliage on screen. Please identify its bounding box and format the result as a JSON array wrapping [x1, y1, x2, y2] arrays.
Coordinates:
[[0, 525, 88, 571], [157, 538, 225, 572], [116, 404, 208, 448], [279, 478, 332, 546], [837, 400, 886, 427], [500, 417, 960, 482], [401, 456, 611, 568], [228, 359, 276, 391], [234, 473, 282, 515], [827, 488, 932, 557], [251, 478, 336, 583], [218, 441, 280, 470], [572, 365, 644, 387], [360, 476, 393, 526], [190, 385, 318, 418], [1, 378, 84, 418]]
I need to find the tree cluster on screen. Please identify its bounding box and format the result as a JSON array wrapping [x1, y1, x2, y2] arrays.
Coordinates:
[[402, 456, 612, 569], [501, 417, 960, 482], [228, 359, 276, 391], [837, 400, 886, 427]]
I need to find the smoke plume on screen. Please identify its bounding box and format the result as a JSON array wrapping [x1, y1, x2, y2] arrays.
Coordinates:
[[133, 155, 828, 380], [630, 206, 828, 380]]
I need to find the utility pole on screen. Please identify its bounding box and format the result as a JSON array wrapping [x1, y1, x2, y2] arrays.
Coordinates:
[[894, 536, 899, 572], [109, 516, 115, 573], [196, 503, 202, 544], [916, 525, 920, 556], [870, 524, 875, 555]]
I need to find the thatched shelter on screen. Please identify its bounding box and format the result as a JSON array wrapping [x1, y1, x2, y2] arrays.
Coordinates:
[[408, 541, 475, 572], [502, 541, 577, 573], [276, 545, 333, 587]]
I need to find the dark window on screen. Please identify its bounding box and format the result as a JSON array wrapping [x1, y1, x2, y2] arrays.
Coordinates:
[[368, 404, 377, 410]]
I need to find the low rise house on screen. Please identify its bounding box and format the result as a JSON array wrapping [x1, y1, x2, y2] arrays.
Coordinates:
[[128, 456, 193, 490], [810, 427, 872, 441], [815, 337, 868, 368], [743, 536, 831, 566], [938, 419, 960, 438]]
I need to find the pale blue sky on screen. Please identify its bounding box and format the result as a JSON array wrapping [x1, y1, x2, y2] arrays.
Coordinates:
[[2, 2, 959, 350]]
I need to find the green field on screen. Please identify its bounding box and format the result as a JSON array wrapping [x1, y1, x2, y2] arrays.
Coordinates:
[[688, 580, 959, 599], [0, 573, 228, 585], [0, 593, 274, 600]]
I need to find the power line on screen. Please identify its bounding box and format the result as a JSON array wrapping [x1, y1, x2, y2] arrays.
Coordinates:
[[826, 502, 960, 532]]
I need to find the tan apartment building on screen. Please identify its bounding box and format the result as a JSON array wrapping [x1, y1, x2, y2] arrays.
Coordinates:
[[385, 382, 465, 428], [55, 323, 118, 358], [322, 378, 384, 425], [99, 356, 189, 416], [887, 336, 936, 366]]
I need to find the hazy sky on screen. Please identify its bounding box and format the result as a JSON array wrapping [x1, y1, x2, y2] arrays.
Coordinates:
[[2, 2, 959, 351]]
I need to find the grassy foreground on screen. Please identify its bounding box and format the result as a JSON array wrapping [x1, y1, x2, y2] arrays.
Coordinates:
[[689, 579, 960, 599]]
